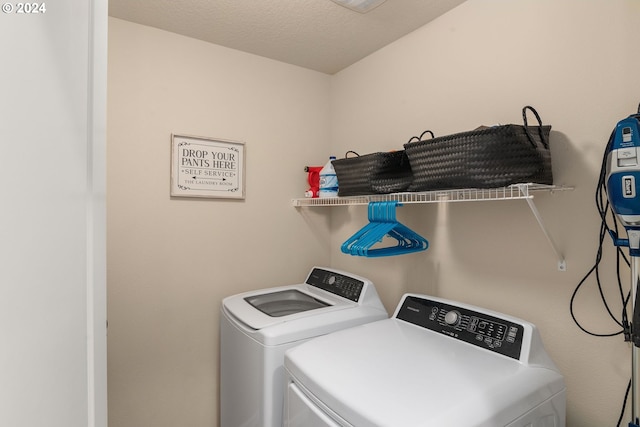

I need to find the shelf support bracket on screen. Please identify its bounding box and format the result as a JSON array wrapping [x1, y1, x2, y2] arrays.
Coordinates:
[[524, 196, 566, 271]]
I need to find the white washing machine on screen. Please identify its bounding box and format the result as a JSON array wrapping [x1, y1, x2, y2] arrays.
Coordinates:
[[284, 293, 566, 427], [220, 267, 388, 427]]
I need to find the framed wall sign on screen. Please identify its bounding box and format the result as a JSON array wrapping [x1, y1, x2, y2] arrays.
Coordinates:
[[170, 134, 245, 199]]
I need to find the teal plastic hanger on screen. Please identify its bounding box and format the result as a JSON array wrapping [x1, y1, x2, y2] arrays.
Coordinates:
[[341, 201, 429, 257]]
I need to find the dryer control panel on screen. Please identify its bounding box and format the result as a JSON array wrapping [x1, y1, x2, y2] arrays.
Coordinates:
[[396, 295, 524, 360], [306, 268, 364, 302]]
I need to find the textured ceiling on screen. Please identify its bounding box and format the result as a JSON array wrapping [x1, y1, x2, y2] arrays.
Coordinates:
[[108, 0, 467, 75]]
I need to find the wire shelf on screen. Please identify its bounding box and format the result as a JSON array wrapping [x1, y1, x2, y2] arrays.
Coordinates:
[[292, 183, 571, 207], [292, 183, 573, 271]]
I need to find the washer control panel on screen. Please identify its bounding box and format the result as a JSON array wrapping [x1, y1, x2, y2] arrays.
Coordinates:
[[306, 268, 364, 302], [396, 295, 524, 360]]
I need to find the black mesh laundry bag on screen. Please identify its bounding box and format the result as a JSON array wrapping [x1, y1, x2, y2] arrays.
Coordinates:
[[332, 150, 414, 196], [403, 106, 553, 191]]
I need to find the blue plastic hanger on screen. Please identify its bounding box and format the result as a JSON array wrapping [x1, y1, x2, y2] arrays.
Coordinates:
[[350, 202, 404, 256], [347, 202, 400, 256], [341, 201, 429, 257]]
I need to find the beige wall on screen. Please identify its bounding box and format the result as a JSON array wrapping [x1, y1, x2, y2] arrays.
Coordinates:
[[108, 1, 640, 426], [107, 17, 331, 427], [329, 1, 640, 426]]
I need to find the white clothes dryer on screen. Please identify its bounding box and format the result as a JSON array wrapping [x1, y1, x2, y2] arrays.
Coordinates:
[[220, 267, 388, 427], [284, 293, 566, 427]]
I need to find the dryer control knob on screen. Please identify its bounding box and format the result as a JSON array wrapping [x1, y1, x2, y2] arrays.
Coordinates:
[[444, 310, 461, 326]]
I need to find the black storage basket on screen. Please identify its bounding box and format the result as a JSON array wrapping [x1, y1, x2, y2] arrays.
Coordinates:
[[333, 150, 413, 196], [403, 106, 553, 191]]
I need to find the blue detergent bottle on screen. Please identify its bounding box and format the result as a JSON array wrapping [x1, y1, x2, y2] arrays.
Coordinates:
[[319, 156, 338, 198]]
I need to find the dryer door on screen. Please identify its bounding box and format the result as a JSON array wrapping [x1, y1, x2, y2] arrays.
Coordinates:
[[286, 382, 348, 427]]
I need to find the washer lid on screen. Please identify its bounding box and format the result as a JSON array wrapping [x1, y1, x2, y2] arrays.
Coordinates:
[[223, 284, 349, 330], [285, 316, 565, 427], [244, 289, 330, 317], [222, 267, 386, 332]]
